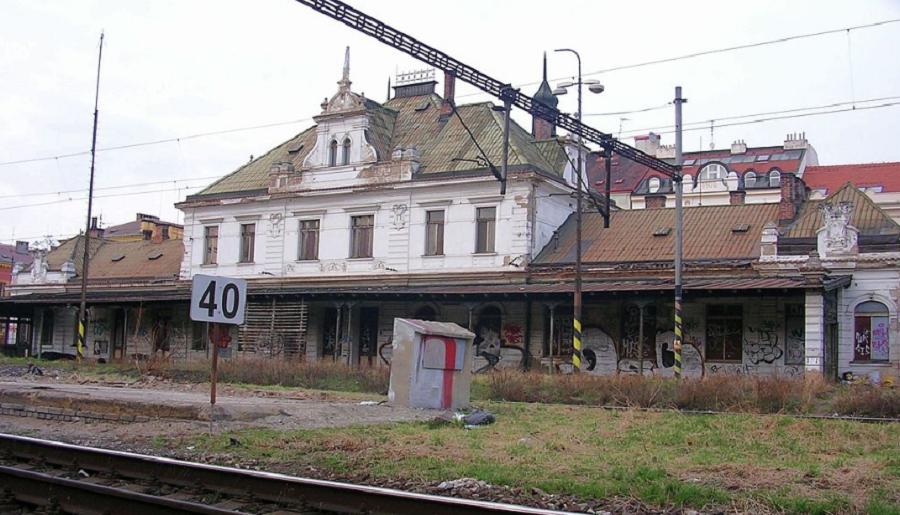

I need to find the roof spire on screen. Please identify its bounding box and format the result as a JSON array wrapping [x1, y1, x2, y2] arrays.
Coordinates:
[[543, 51, 548, 81], [338, 46, 352, 92]]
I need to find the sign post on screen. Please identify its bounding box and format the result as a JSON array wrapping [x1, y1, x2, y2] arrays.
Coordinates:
[[190, 275, 246, 428]]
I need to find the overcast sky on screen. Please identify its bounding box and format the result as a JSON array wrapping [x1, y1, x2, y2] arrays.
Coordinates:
[[2, 0, 899, 245]]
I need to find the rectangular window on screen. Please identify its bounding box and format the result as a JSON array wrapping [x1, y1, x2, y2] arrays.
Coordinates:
[[350, 215, 374, 258], [706, 304, 743, 362], [40, 310, 54, 348], [855, 315, 890, 361], [203, 226, 218, 265], [425, 210, 445, 256], [298, 220, 320, 261], [475, 207, 496, 254], [191, 321, 208, 351], [239, 223, 256, 263]]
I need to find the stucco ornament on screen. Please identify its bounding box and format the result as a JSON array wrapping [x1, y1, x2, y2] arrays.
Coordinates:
[[818, 201, 858, 257], [391, 204, 408, 229], [323, 47, 365, 114], [269, 213, 284, 238]]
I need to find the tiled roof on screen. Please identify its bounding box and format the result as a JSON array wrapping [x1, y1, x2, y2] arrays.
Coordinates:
[[784, 183, 900, 239], [43, 236, 104, 277], [599, 146, 806, 196], [0, 244, 32, 266], [534, 203, 780, 265], [38, 236, 182, 281], [802, 162, 900, 195], [87, 239, 183, 281], [196, 93, 567, 196]]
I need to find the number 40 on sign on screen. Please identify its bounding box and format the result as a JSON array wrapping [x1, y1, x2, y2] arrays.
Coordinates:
[[190, 275, 247, 325]]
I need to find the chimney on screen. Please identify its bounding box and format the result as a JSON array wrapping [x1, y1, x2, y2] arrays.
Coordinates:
[[784, 132, 808, 150], [730, 139, 747, 155], [634, 133, 660, 155], [645, 195, 667, 209], [760, 222, 778, 259], [729, 190, 746, 205], [15, 241, 28, 254], [440, 72, 456, 121], [151, 224, 167, 244], [778, 172, 807, 223], [89, 217, 104, 239]]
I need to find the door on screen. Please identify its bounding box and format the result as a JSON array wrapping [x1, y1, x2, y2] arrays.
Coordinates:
[[112, 310, 126, 363], [357, 307, 379, 366]]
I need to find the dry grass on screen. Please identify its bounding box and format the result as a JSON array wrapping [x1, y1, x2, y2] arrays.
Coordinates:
[[833, 386, 900, 418], [480, 370, 857, 416], [215, 358, 390, 394]]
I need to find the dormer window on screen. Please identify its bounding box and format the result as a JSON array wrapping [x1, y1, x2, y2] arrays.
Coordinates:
[[699, 163, 726, 183], [769, 170, 782, 187], [648, 177, 661, 193], [342, 137, 351, 166], [329, 139, 338, 167], [744, 171, 757, 188]]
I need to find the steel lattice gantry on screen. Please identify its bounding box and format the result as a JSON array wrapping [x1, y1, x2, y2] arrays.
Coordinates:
[[294, 0, 680, 179]]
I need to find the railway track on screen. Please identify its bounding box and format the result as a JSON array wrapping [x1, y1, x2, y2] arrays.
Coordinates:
[[0, 433, 576, 515]]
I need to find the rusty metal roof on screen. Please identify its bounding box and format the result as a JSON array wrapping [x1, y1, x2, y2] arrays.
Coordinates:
[[535, 203, 780, 265], [784, 182, 900, 238]]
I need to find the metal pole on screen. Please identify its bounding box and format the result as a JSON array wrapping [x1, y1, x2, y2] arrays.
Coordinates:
[[604, 148, 612, 228], [76, 32, 104, 365], [674, 86, 687, 379], [573, 53, 584, 372], [500, 99, 511, 195]]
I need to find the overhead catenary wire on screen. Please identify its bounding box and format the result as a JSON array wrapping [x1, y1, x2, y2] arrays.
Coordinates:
[[456, 17, 900, 99]]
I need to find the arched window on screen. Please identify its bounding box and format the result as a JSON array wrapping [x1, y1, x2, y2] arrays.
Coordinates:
[[744, 171, 757, 188], [854, 301, 890, 361], [328, 139, 338, 167], [648, 177, 661, 193], [341, 138, 351, 166], [414, 305, 437, 321], [769, 170, 782, 187], [699, 163, 726, 182]]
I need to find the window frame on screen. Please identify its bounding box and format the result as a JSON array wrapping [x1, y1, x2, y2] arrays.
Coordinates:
[[328, 139, 338, 167], [853, 301, 890, 362], [475, 206, 497, 254], [705, 304, 744, 363], [298, 219, 321, 261], [239, 223, 256, 263], [648, 177, 661, 193], [341, 137, 351, 166], [744, 171, 757, 188], [424, 210, 445, 256], [203, 226, 219, 265], [769, 170, 782, 187], [699, 163, 726, 183], [349, 214, 375, 259]]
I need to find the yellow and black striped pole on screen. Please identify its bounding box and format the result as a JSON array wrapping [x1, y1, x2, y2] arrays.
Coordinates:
[[673, 86, 686, 379], [573, 316, 583, 370], [77, 318, 85, 363]]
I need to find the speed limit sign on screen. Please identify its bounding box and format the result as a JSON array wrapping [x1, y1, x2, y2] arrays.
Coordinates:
[[190, 274, 247, 325]]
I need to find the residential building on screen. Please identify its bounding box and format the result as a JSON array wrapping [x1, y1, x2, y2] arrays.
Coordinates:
[[803, 162, 900, 223], [0, 241, 32, 296], [590, 132, 818, 209], [104, 213, 184, 242]]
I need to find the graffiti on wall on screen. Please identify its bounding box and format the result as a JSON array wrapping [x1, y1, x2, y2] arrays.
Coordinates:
[[91, 319, 109, 338], [708, 363, 759, 375], [784, 304, 805, 366], [744, 321, 783, 365]]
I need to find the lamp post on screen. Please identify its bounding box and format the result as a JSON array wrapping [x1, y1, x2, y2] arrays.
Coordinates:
[[553, 49, 603, 372]]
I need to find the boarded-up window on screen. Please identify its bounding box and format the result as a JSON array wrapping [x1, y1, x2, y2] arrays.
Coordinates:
[[350, 215, 374, 258], [299, 220, 320, 261], [239, 298, 308, 358], [475, 207, 496, 254], [854, 301, 890, 361], [706, 304, 743, 362], [425, 210, 445, 256], [204, 226, 218, 265]]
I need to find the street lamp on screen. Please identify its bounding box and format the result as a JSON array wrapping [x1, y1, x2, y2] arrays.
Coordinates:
[[553, 48, 603, 372]]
